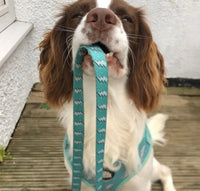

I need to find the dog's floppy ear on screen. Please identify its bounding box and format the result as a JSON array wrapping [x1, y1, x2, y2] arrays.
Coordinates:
[[38, 7, 73, 107], [128, 9, 166, 112]]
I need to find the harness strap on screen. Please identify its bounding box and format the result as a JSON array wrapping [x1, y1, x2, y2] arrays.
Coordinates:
[[72, 45, 108, 191], [64, 125, 153, 191]]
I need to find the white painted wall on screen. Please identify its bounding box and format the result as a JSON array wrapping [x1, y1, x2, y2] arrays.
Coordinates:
[[126, 0, 200, 79], [0, 0, 199, 146]]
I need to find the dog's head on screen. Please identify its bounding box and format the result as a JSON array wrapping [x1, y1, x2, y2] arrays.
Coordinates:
[[39, 0, 166, 112]]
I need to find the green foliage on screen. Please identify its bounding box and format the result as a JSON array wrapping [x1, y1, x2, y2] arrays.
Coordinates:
[[0, 146, 12, 163], [40, 103, 51, 110]]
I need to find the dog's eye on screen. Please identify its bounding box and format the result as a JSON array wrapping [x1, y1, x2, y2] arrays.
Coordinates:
[[121, 16, 133, 23], [72, 13, 83, 19]]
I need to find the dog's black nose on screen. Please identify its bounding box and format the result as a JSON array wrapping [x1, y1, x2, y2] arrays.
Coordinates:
[[86, 8, 117, 31]]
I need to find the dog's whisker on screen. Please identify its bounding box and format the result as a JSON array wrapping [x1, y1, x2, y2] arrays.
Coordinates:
[[66, 35, 73, 46], [62, 41, 72, 69], [127, 35, 151, 40], [64, 46, 73, 67], [56, 25, 76, 30], [128, 39, 137, 44], [128, 47, 136, 67], [62, 45, 70, 69], [127, 36, 149, 40], [55, 27, 75, 33], [62, 36, 72, 64], [66, 41, 73, 65], [66, 38, 73, 54], [55, 26, 75, 33], [127, 33, 150, 38]]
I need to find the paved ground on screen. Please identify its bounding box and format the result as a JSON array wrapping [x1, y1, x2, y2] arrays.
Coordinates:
[[0, 83, 200, 191]]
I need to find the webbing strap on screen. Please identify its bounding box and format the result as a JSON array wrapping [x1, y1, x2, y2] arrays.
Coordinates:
[[72, 45, 108, 191]]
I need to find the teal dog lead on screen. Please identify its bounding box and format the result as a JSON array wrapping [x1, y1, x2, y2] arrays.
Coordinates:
[[72, 45, 108, 191], [63, 44, 153, 191]]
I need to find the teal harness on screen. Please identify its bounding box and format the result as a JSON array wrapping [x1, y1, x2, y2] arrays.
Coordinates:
[[63, 45, 153, 191]]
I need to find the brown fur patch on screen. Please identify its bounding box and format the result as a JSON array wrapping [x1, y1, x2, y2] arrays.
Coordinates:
[[110, 1, 166, 112], [38, 0, 96, 107]]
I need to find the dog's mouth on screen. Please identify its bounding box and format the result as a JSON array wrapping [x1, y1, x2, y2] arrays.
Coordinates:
[[83, 42, 123, 70], [95, 42, 110, 54]]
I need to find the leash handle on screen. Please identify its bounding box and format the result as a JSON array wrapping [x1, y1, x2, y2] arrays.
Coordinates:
[[72, 45, 108, 191]]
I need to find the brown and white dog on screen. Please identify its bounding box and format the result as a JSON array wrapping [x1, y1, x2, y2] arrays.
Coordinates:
[[38, 0, 176, 190]]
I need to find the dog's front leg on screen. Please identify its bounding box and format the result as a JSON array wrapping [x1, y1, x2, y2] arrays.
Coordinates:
[[152, 158, 176, 191]]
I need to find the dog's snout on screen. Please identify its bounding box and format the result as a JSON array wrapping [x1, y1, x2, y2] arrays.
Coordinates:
[[86, 8, 117, 31]]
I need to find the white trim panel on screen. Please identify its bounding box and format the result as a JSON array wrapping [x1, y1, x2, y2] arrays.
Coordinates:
[[0, 21, 33, 68], [0, 0, 16, 32]]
